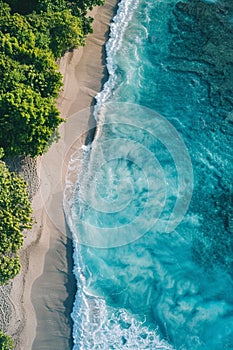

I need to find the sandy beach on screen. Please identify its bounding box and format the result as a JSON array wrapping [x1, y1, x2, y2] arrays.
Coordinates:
[[2, 1, 118, 349]]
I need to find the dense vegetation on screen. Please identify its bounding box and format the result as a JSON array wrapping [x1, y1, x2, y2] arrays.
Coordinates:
[[0, 149, 32, 349], [0, 150, 32, 285], [0, 330, 13, 350], [0, 0, 104, 157]]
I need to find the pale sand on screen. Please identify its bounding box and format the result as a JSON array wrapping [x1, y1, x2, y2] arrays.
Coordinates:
[[5, 1, 118, 349]]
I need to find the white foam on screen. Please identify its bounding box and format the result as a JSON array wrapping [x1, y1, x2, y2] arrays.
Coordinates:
[[63, 143, 91, 229], [94, 0, 140, 124], [63, 0, 173, 348], [72, 244, 173, 350], [63, 0, 140, 217]]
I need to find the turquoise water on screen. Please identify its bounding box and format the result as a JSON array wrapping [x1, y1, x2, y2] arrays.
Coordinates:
[[65, 0, 233, 349]]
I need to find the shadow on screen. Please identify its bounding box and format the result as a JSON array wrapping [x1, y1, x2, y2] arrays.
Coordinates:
[[63, 227, 77, 350], [31, 216, 77, 350]]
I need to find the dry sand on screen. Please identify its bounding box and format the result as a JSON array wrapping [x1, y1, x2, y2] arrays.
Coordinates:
[[4, 1, 119, 349]]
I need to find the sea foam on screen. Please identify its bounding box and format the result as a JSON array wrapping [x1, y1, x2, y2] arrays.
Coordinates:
[[94, 0, 139, 121], [72, 242, 174, 350], [65, 0, 173, 348], [63, 0, 168, 348], [64, 0, 233, 348]]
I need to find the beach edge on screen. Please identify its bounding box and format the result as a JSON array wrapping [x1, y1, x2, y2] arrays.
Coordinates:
[[6, 1, 119, 349]]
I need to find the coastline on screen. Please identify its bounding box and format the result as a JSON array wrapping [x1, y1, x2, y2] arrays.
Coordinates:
[[4, 1, 119, 349]]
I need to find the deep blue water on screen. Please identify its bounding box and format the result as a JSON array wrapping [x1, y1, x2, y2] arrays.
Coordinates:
[[64, 0, 233, 348]]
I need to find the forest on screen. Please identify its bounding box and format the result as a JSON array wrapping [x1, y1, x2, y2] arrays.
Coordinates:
[[0, 0, 104, 346]]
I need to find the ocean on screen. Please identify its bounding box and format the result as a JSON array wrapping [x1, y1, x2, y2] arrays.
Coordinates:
[[64, 0, 233, 348]]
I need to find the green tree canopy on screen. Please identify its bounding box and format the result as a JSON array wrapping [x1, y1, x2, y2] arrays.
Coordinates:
[[0, 50, 62, 98], [4, 0, 105, 15], [0, 0, 104, 157], [0, 330, 14, 350], [28, 10, 86, 58], [0, 151, 32, 284], [0, 2, 64, 157], [0, 86, 62, 157]]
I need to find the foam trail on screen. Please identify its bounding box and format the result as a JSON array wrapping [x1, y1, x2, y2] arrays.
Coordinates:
[[94, 0, 140, 125], [64, 0, 233, 347], [64, 0, 172, 348], [72, 243, 174, 350], [64, 0, 150, 348], [63, 2, 174, 349]]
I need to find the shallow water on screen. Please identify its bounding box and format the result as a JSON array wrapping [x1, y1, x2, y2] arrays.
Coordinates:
[[64, 0, 233, 348]]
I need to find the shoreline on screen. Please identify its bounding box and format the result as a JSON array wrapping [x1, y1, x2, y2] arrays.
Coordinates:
[[5, 1, 119, 349]]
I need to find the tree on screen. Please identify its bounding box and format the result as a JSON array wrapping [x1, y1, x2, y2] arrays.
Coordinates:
[[46, 10, 85, 58], [0, 86, 62, 157], [74, 0, 104, 13], [0, 0, 105, 157], [0, 53, 62, 99], [0, 330, 13, 350], [0, 151, 32, 284], [0, 30, 63, 157], [27, 9, 87, 58], [4, 0, 105, 15]]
